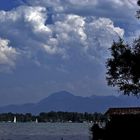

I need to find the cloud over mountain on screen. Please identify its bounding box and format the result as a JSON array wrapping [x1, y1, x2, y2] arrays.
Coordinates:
[[0, 0, 139, 105]]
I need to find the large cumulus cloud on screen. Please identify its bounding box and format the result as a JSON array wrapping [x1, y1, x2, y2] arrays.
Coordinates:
[[0, 5, 124, 64], [25, 0, 138, 37], [0, 0, 139, 105]]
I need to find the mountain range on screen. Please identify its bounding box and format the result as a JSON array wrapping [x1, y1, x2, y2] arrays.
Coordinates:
[[0, 91, 140, 114]]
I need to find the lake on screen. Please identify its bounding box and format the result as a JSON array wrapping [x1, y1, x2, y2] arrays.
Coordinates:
[[0, 122, 93, 140]]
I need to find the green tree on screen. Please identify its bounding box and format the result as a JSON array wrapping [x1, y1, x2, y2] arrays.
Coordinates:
[[106, 1, 140, 96]]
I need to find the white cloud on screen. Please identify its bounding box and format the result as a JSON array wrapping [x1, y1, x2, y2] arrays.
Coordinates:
[[49, 15, 124, 61], [84, 17, 124, 60], [23, 6, 51, 33], [0, 5, 124, 64], [24, 0, 138, 38], [0, 6, 53, 56], [0, 38, 18, 68]]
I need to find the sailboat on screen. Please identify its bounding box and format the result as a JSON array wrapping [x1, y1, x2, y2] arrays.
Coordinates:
[[14, 116, 16, 123], [35, 118, 38, 123]]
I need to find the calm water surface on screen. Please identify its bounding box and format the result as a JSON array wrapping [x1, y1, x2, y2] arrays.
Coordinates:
[[0, 122, 93, 140]]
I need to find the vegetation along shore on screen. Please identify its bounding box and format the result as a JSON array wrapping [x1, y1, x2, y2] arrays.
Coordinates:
[[0, 111, 105, 123]]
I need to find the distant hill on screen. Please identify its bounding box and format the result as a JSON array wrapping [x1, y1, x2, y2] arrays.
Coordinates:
[[0, 91, 140, 114]]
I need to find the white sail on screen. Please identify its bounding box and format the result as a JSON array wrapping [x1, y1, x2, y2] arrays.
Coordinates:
[[14, 116, 16, 123], [35, 118, 38, 123]]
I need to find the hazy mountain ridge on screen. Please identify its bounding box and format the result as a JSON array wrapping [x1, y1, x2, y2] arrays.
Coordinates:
[[0, 91, 139, 114]]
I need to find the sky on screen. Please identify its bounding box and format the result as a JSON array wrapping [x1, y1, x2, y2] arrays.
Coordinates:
[[0, 0, 139, 106]]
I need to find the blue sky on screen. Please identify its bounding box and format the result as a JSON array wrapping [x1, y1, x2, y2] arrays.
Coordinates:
[[0, 0, 139, 106]]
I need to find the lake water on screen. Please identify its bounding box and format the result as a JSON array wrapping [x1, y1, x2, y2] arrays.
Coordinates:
[[0, 122, 93, 140]]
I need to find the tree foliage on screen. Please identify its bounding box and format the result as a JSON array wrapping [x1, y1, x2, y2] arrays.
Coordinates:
[[106, 38, 140, 96], [106, 1, 140, 96]]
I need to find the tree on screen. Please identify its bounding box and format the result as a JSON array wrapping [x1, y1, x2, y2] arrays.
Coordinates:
[[106, 38, 140, 95], [106, 1, 140, 96]]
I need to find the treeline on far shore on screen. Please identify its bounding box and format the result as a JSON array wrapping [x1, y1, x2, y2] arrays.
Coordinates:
[[0, 111, 105, 123]]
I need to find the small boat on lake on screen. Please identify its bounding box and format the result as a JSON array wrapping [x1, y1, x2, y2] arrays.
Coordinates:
[[35, 118, 38, 123], [14, 116, 16, 123]]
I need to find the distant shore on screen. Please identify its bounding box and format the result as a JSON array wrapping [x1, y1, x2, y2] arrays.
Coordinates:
[[0, 111, 104, 123]]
